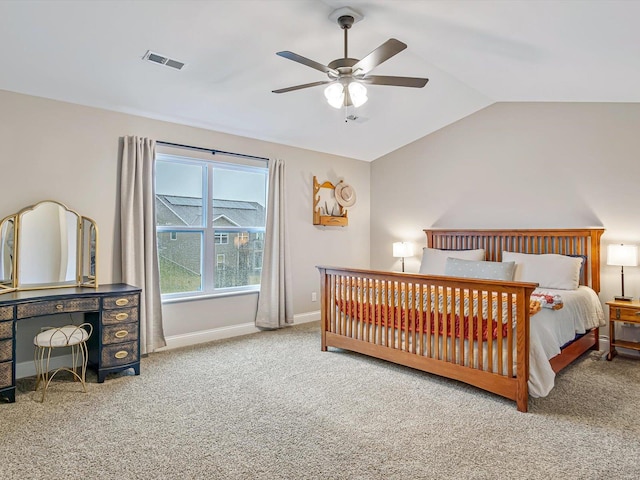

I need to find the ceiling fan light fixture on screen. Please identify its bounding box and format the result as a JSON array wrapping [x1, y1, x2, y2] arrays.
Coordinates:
[[324, 81, 367, 109], [348, 82, 367, 107], [324, 83, 345, 108]]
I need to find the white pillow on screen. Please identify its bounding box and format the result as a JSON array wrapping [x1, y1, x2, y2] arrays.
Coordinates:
[[444, 258, 516, 281], [501, 251, 583, 290], [419, 248, 485, 275]]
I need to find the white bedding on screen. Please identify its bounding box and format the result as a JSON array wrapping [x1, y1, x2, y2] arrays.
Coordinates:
[[528, 286, 604, 397]]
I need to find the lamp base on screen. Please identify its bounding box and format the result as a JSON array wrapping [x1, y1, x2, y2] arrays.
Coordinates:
[[614, 295, 634, 302]]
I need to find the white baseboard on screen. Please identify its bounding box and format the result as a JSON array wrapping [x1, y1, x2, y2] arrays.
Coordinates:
[[159, 323, 260, 351], [16, 354, 75, 380], [292, 310, 321, 325], [15, 311, 322, 375], [159, 310, 321, 351]]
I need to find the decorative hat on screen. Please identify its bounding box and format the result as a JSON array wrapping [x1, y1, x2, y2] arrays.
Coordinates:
[[335, 181, 356, 208]]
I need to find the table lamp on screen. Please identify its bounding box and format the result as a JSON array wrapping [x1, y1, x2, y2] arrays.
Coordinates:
[[393, 242, 414, 273], [607, 243, 638, 301]]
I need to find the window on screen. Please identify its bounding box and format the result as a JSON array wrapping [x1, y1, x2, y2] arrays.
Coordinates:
[[252, 251, 263, 271], [216, 253, 225, 270], [155, 154, 267, 298], [237, 232, 249, 243], [214, 233, 228, 244]]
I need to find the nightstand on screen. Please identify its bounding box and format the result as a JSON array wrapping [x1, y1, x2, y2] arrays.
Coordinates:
[[606, 299, 640, 360]]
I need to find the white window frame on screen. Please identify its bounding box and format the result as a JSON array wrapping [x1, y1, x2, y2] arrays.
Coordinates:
[[156, 153, 267, 301], [215, 232, 229, 244]]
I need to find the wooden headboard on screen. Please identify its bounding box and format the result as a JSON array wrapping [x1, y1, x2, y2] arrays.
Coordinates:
[[424, 228, 605, 293]]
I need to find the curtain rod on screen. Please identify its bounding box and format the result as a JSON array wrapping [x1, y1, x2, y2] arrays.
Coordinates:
[[156, 140, 269, 162]]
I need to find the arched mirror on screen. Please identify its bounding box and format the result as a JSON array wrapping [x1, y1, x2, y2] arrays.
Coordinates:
[[0, 200, 98, 293], [0, 216, 14, 292]]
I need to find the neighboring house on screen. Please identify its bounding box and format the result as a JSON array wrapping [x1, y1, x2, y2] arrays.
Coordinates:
[[155, 194, 265, 293]]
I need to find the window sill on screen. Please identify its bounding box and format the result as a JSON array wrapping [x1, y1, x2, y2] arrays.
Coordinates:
[[161, 288, 259, 305]]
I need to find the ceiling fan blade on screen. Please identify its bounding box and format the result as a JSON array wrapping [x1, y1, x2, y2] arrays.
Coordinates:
[[351, 39, 407, 75], [276, 51, 339, 76], [361, 75, 429, 88], [272, 81, 332, 94]]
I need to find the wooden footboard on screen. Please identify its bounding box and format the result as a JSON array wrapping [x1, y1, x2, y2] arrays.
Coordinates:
[[318, 267, 537, 412]]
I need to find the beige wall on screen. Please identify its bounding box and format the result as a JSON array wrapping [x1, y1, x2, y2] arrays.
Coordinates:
[[8, 92, 640, 359], [0, 89, 370, 360], [371, 102, 640, 304]]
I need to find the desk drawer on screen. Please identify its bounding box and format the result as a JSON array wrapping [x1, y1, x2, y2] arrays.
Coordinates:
[[0, 362, 11, 388], [0, 320, 12, 340], [101, 341, 138, 368], [17, 297, 99, 319], [102, 322, 138, 345], [0, 339, 12, 362], [612, 306, 640, 324], [101, 307, 138, 326], [0, 306, 12, 321], [103, 294, 139, 310]]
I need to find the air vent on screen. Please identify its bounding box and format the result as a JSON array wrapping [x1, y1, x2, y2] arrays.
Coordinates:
[[142, 50, 185, 70]]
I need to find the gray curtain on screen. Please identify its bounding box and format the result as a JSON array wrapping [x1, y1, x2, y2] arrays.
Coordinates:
[[119, 136, 166, 353], [255, 158, 293, 329]]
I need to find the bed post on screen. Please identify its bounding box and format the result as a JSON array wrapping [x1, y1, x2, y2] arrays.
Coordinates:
[[589, 228, 605, 294], [516, 284, 535, 413], [319, 267, 328, 351], [591, 327, 600, 351]]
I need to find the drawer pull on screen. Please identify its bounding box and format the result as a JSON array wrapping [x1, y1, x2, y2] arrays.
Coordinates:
[[636, 312, 640, 316], [115, 312, 129, 321], [56, 304, 63, 310], [114, 330, 129, 339], [114, 350, 129, 359], [115, 298, 129, 306]]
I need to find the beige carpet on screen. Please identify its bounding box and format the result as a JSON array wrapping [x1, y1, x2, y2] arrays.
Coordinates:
[[2, 321, 640, 479]]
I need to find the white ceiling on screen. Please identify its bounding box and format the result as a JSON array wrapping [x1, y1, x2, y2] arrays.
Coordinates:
[[1, 0, 639, 161]]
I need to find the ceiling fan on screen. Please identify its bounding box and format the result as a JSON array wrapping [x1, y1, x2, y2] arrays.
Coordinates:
[[272, 7, 429, 109]]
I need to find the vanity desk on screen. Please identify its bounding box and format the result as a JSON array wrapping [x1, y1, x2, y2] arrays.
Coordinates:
[[0, 200, 142, 403], [0, 283, 141, 403]]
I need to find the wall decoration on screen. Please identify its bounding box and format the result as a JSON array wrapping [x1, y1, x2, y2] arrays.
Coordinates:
[[312, 176, 355, 227]]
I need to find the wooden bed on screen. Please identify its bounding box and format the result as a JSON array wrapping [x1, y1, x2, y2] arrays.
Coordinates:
[[317, 228, 604, 412]]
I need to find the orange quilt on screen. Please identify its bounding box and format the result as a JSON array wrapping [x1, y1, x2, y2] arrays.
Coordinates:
[[335, 284, 544, 341]]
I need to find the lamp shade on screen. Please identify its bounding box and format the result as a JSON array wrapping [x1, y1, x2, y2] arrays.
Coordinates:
[[324, 83, 344, 109], [393, 242, 414, 258], [607, 244, 638, 267], [348, 82, 368, 107], [324, 81, 368, 109]]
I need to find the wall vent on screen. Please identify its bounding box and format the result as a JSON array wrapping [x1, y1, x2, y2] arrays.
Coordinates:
[[142, 50, 185, 70]]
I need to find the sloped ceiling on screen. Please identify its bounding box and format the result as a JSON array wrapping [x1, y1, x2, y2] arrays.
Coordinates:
[[1, 0, 639, 161]]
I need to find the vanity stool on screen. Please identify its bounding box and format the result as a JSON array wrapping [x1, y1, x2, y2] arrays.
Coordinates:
[[33, 323, 93, 402]]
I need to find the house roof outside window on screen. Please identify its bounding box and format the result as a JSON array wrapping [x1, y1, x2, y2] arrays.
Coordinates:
[[156, 195, 265, 227]]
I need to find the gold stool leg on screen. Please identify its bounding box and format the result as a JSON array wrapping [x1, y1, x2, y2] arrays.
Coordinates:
[[79, 341, 88, 392], [33, 344, 51, 402], [40, 346, 53, 403], [67, 343, 88, 392], [34, 346, 42, 392]]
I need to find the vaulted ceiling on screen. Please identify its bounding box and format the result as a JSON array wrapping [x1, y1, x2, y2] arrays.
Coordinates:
[[1, 1, 639, 161]]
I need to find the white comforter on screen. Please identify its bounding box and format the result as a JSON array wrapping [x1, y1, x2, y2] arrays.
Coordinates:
[[528, 286, 605, 397]]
